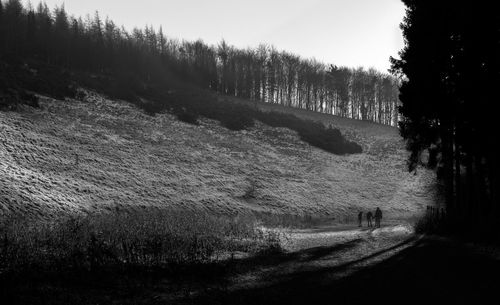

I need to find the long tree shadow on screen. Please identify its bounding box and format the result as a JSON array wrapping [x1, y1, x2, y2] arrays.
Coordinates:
[[223, 238, 364, 276], [249, 237, 418, 287], [191, 237, 500, 305]]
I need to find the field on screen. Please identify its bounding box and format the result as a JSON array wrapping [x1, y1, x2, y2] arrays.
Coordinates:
[[0, 90, 436, 222], [0, 91, 447, 305]]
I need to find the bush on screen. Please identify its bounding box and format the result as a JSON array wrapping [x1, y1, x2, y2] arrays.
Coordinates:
[[0, 87, 39, 110], [140, 100, 169, 116], [255, 111, 363, 155], [298, 125, 363, 155], [176, 109, 199, 125], [0, 62, 40, 110], [218, 105, 255, 131]]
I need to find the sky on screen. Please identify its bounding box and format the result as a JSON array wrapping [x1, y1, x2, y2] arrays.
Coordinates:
[[32, 0, 406, 72]]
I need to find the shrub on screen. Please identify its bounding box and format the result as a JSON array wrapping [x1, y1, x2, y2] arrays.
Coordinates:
[[0, 62, 40, 110], [298, 124, 363, 155], [0, 87, 39, 110], [255, 111, 363, 155], [218, 105, 255, 131], [140, 100, 169, 116], [176, 109, 199, 125]]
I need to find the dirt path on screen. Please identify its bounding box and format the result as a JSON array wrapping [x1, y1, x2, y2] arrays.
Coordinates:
[[6, 222, 499, 305], [225, 223, 418, 292], [180, 224, 500, 305], [150, 222, 419, 304], [133, 223, 418, 305]]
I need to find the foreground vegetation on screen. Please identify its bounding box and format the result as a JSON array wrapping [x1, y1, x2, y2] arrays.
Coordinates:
[[0, 210, 289, 277]]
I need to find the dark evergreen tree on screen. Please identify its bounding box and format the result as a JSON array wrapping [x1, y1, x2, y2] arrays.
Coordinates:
[[391, 0, 500, 232]]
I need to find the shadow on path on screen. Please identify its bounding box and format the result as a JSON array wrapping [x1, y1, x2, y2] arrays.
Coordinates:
[[223, 238, 364, 276], [190, 237, 500, 305]]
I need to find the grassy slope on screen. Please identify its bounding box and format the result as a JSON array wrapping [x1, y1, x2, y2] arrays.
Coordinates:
[[0, 91, 436, 221]]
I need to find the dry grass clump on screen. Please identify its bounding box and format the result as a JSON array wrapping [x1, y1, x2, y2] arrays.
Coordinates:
[[0, 209, 283, 275]]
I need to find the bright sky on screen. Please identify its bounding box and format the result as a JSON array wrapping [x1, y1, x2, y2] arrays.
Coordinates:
[[32, 0, 406, 72]]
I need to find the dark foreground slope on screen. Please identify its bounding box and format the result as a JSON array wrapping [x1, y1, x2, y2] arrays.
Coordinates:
[[2, 226, 498, 305]]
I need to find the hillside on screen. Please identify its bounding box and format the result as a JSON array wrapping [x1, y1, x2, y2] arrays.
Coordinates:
[[0, 91, 436, 222]]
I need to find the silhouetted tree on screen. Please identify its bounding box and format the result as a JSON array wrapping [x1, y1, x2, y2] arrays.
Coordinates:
[[391, 0, 500, 232], [0, 0, 399, 127]]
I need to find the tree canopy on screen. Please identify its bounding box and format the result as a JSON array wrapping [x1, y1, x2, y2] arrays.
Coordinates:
[[0, 0, 399, 126]]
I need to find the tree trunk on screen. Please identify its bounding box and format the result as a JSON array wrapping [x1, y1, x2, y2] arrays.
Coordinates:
[[454, 126, 462, 221]]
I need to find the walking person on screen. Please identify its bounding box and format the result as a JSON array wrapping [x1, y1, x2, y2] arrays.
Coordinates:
[[358, 211, 363, 227], [374, 207, 383, 228], [366, 211, 373, 228]]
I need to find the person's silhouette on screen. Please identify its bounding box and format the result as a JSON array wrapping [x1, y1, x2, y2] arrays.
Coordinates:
[[366, 211, 373, 228], [358, 211, 363, 227], [375, 207, 382, 228]]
